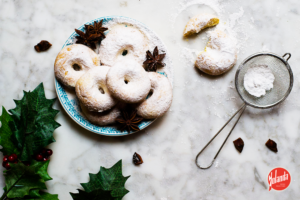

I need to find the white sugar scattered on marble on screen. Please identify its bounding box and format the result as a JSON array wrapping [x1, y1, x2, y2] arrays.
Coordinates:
[[170, 0, 251, 117], [244, 64, 275, 97]]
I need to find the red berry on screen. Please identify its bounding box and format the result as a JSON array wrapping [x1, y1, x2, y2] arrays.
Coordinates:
[[35, 154, 43, 161], [8, 155, 15, 162], [11, 154, 18, 160], [42, 157, 48, 162], [46, 149, 53, 156], [41, 149, 47, 156], [4, 162, 10, 169], [3, 156, 8, 163]]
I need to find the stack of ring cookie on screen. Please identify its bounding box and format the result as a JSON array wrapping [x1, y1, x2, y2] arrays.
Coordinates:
[[54, 23, 173, 129]]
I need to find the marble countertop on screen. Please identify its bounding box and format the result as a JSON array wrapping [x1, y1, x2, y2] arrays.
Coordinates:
[[1, 0, 300, 199]]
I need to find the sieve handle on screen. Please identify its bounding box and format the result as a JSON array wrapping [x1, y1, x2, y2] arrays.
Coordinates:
[[195, 104, 247, 169], [283, 53, 291, 62]]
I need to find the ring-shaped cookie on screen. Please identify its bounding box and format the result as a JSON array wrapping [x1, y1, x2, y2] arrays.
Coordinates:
[[99, 25, 149, 66], [195, 30, 237, 75], [54, 44, 100, 88], [80, 103, 121, 126], [183, 14, 219, 37], [106, 59, 151, 103], [75, 66, 118, 112], [136, 72, 173, 119]]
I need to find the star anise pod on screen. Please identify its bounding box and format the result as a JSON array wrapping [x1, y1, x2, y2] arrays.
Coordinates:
[[143, 46, 166, 72], [116, 109, 143, 133], [74, 29, 99, 49], [86, 20, 108, 39]]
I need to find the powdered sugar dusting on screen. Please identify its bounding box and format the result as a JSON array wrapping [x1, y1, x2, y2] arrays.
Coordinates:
[[54, 44, 100, 88], [99, 25, 149, 67], [136, 72, 173, 119], [102, 17, 173, 85], [171, 0, 250, 65], [195, 29, 237, 75], [183, 13, 219, 37]]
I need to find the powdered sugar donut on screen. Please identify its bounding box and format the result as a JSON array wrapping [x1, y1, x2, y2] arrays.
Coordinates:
[[55, 44, 100, 88], [75, 66, 118, 112], [80, 103, 121, 126], [195, 29, 237, 75], [136, 72, 172, 119], [106, 59, 151, 103], [183, 14, 219, 37], [99, 24, 149, 66]]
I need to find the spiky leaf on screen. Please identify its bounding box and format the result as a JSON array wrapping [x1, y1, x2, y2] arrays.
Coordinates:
[[71, 160, 130, 200], [7, 83, 60, 161], [4, 163, 47, 198], [0, 107, 19, 155], [31, 160, 52, 181], [81, 160, 130, 198]]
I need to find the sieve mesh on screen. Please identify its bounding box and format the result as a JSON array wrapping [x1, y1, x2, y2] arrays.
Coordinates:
[[235, 53, 293, 108]]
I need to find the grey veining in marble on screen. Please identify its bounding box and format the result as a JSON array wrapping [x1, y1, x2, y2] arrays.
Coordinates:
[[1, 0, 300, 199]]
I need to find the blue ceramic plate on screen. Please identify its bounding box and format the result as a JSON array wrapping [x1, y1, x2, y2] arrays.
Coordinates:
[[55, 16, 173, 136]]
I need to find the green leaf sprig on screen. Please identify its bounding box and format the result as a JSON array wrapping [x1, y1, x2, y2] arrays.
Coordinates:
[[0, 83, 60, 200]]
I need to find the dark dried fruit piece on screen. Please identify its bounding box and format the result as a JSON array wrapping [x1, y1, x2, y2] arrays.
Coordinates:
[[233, 137, 244, 153], [133, 152, 143, 165], [266, 139, 278, 152], [34, 40, 52, 52]]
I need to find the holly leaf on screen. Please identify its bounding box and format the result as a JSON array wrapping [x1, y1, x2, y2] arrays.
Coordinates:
[[0, 107, 20, 155], [4, 163, 47, 198], [70, 189, 113, 200], [7, 83, 60, 161], [81, 160, 130, 192], [70, 160, 130, 200], [31, 160, 52, 181]]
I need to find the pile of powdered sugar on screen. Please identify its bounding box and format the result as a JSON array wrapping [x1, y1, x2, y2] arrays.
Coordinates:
[[244, 64, 275, 97]]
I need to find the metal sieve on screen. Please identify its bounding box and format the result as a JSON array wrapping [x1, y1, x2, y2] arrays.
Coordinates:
[[195, 52, 293, 169]]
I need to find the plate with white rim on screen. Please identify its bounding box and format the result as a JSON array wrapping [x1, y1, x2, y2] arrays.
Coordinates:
[[54, 16, 173, 136]]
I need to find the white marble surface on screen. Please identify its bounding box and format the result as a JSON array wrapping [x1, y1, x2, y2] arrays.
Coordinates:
[[1, 0, 300, 199]]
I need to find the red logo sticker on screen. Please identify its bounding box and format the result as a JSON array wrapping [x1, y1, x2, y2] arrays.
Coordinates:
[[268, 167, 291, 191]]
